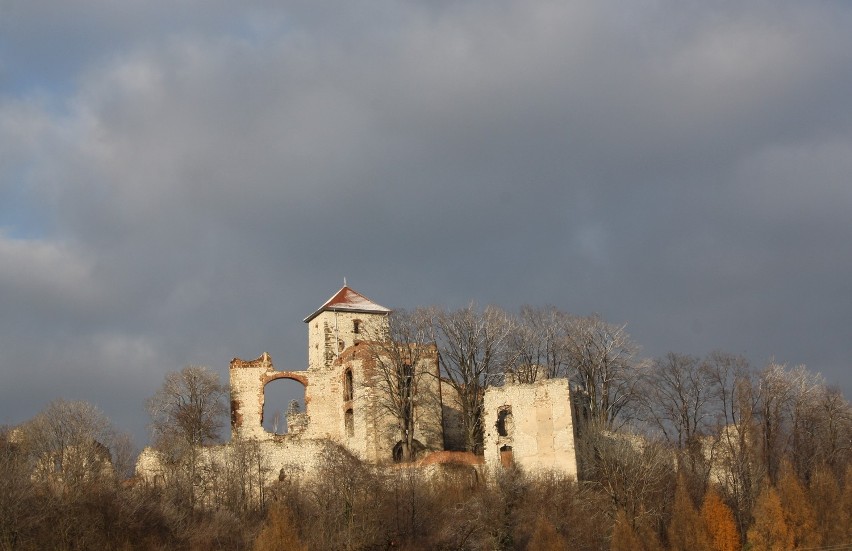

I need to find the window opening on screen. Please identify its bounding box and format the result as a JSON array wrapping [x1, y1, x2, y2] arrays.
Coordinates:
[[496, 407, 513, 437], [262, 378, 306, 434], [345, 409, 354, 437], [344, 369, 353, 402], [398, 363, 414, 427]]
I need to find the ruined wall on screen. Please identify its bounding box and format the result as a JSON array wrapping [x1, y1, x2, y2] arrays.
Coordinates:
[[411, 355, 445, 455], [140, 290, 588, 489], [230, 353, 274, 440], [303, 311, 386, 448], [439, 381, 467, 451], [228, 332, 442, 465], [315, 342, 446, 464], [230, 353, 308, 440], [136, 437, 342, 491], [299, 347, 349, 445], [307, 310, 387, 372], [482, 378, 579, 477]]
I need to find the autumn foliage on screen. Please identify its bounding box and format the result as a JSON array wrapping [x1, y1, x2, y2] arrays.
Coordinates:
[[667, 475, 709, 551], [701, 485, 740, 551], [1, 341, 850, 549]]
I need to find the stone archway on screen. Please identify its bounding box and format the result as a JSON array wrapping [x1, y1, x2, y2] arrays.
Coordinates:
[[262, 372, 308, 434]]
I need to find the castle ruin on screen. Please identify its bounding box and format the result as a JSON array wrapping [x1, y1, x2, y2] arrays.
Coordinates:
[[138, 285, 582, 482]]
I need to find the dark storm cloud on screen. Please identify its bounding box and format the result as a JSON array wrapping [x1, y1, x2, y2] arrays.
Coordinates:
[[2, 0, 851, 444]]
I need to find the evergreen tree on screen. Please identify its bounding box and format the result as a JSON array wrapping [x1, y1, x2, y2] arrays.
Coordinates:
[[611, 509, 644, 551], [808, 464, 844, 546], [776, 461, 819, 549], [747, 483, 793, 551], [667, 475, 709, 551], [526, 515, 569, 551], [700, 485, 741, 551], [253, 505, 308, 551], [611, 508, 663, 551]]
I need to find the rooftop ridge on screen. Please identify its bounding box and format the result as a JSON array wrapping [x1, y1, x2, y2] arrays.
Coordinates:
[[303, 285, 390, 323]]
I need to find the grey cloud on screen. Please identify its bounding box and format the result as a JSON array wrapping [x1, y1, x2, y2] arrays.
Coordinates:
[[2, 0, 852, 444]]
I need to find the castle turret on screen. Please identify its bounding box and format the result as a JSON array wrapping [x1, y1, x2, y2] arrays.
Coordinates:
[[229, 352, 276, 440], [304, 285, 390, 371]]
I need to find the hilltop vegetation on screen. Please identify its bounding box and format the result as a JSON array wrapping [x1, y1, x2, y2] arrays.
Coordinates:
[[2, 305, 851, 550]]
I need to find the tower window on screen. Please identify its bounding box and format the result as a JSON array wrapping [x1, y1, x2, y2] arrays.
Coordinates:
[[345, 409, 354, 437], [344, 368, 353, 402], [497, 407, 513, 437], [353, 319, 361, 334]]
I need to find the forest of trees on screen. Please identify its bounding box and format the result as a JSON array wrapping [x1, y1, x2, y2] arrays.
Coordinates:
[[1, 304, 851, 550]]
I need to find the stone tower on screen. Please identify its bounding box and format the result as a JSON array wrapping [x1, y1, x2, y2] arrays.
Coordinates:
[[303, 285, 391, 371], [225, 285, 443, 463], [299, 286, 392, 457]]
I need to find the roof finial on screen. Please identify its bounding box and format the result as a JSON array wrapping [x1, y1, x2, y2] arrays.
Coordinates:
[[343, 276, 347, 287]]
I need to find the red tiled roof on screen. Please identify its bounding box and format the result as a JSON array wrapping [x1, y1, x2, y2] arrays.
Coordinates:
[[303, 286, 391, 323]]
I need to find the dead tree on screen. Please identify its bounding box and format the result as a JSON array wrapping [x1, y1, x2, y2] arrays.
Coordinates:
[[641, 352, 715, 474], [506, 305, 572, 383], [564, 314, 644, 429], [360, 308, 439, 462], [146, 365, 227, 509], [430, 304, 514, 454]]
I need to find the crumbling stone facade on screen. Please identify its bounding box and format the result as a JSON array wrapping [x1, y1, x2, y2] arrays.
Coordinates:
[[230, 352, 307, 440], [227, 286, 445, 465], [137, 286, 585, 486], [482, 377, 580, 477]]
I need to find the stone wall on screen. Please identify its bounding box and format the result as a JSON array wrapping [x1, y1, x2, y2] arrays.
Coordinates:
[[138, 290, 585, 490], [322, 341, 445, 463], [438, 381, 468, 451], [225, 310, 445, 466], [307, 310, 388, 372], [230, 353, 308, 440], [482, 378, 579, 477], [136, 436, 343, 491]]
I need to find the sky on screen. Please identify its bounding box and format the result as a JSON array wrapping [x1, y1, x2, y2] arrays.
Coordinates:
[[2, 0, 851, 448]]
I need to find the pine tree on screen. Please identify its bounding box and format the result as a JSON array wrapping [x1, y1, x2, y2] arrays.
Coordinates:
[[526, 515, 569, 551], [667, 475, 709, 551], [611, 509, 663, 551], [611, 509, 644, 551], [843, 464, 852, 542], [253, 505, 308, 551], [808, 464, 844, 546], [776, 461, 819, 549], [747, 483, 793, 551], [701, 485, 740, 551]]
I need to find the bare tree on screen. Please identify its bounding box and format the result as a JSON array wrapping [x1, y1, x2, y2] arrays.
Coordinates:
[[752, 362, 847, 483], [506, 306, 571, 383], [213, 434, 269, 516], [754, 361, 798, 481], [18, 399, 133, 491], [704, 351, 762, 536], [578, 420, 674, 529], [564, 314, 644, 429], [307, 443, 383, 550], [641, 353, 715, 473], [808, 386, 852, 476], [431, 304, 514, 454], [1, 425, 54, 549], [360, 308, 439, 461], [147, 365, 227, 509]]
